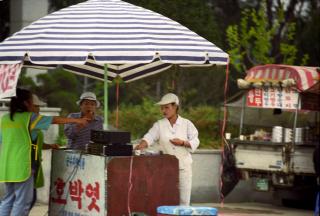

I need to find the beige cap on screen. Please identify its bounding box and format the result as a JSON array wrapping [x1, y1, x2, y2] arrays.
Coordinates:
[[32, 94, 46, 106], [76, 92, 100, 107], [156, 93, 179, 106]]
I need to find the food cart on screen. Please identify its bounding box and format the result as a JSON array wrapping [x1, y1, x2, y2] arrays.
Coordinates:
[[226, 64, 319, 203], [49, 150, 179, 216]]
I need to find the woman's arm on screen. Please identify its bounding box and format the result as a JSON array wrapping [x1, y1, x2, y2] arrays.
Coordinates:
[[43, 143, 60, 150], [134, 121, 160, 150], [52, 116, 89, 126]]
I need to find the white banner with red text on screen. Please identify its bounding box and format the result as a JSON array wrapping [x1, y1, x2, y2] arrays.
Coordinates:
[[0, 64, 22, 99], [247, 88, 299, 109]]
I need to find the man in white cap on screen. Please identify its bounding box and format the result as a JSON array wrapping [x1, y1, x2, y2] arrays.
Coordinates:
[[64, 92, 103, 149], [135, 93, 199, 206]]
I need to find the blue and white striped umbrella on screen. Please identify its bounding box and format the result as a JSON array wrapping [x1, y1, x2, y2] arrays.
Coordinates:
[[0, 0, 229, 126], [0, 0, 228, 82]]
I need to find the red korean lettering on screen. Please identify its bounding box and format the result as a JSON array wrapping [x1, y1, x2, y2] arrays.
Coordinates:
[[247, 89, 263, 107], [254, 88, 261, 96], [255, 97, 262, 106], [51, 178, 67, 204], [69, 179, 84, 209], [248, 90, 254, 103], [86, 182, 100, 212], [0, 65, 18, 92]]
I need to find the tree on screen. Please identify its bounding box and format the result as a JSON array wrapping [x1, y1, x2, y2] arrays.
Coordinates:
[[295, 0, 320, 66], [48, 0, 85, 11], [18, 68, 83, 115], [226, 0, 311, 73], [0, 0, 10, 42], [126, 0, 222, 47]]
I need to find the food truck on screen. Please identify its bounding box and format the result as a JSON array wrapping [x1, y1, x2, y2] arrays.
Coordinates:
[[226, 65, 319, 203]]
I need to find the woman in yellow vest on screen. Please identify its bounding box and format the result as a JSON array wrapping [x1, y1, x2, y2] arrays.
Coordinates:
[[29, 94, 60, 211], [0, 88, 89, 216]]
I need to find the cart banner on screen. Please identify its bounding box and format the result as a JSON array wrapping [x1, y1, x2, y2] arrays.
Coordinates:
[[0, 64, 22, 99], [50, 150, 106, 216], [247, 88, 299, 109]]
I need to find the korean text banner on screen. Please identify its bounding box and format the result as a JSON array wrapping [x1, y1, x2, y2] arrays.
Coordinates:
[[0, 64, 22, 99]]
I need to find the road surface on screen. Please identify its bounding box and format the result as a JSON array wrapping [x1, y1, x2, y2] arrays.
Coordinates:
[[30, 202, 314, 216]]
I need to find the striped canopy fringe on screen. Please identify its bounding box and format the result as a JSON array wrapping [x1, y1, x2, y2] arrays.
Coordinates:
[[63, 56, 172, 82], [245, 64, 319, 91]]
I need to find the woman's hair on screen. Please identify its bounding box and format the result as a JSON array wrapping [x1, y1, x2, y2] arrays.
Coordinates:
[[9, 88, 32, 120]]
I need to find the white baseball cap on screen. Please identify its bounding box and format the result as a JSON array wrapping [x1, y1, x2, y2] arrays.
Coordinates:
[[76, 92, 100, 107], [156, 93, 179, 106], [32, 94, 46, 106]]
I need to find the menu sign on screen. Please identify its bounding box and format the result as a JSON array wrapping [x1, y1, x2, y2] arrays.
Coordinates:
[[50, 151, 106, 216], [247, 88, 299, 109]]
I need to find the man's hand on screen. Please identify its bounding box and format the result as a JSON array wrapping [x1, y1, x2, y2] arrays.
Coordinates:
[[76, 117, 90, 128], [84, 111, 95, 121]]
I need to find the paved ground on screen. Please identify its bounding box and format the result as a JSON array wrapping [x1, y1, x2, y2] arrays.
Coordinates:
[[30, 203, 48, 216], [197, 203, 314, 216], [30, 202, 314, 216]]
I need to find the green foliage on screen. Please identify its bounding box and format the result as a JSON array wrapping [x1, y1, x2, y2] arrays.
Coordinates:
[[300, 54, 310, 66], [249, 6, 275, 64], [109, 98, 162, 140], [18, 68, 82, 115], [47, 91, 79, 116], [56, 125, 68, 146], [279, 22, 297, 65], [226, 1, 309, 73], [182, 106, 221, 149], [125, 0, 222, 47], [18, 69, 37, 89], [226, 25, 243, 72]]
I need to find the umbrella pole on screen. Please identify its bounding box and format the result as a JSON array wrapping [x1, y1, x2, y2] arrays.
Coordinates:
[[104, 64, 108, 129]]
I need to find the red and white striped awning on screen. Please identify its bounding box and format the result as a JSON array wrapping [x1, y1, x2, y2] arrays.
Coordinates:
[[245, 64, 320, 91]]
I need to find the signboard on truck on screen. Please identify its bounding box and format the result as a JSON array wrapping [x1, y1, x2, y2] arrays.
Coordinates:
[[247, 88, 299, 109]]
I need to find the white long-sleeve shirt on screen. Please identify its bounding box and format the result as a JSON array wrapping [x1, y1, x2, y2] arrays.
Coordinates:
[[142, 116, 199, 169]]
